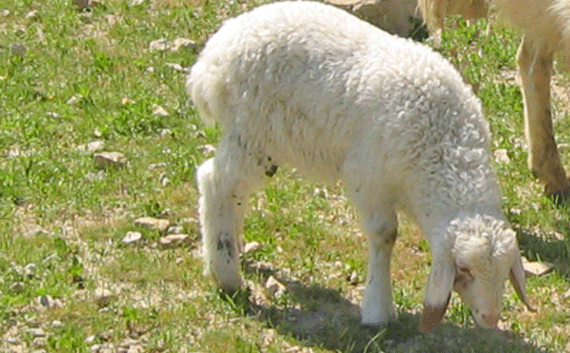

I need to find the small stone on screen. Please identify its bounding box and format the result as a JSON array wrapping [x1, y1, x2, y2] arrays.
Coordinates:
[[94, 288, 113, 307], [67, 94, 83, 105], [2, 9, 10, 16], [28, 328, 46, 337], [493, 149, 510, 163], [199, 144, 216, 155], [170, 38, 198, 51], [159, 234, 190, 248], [122, 97, 134, 105], [265, 276, 286, 298], [93, 152, 127, 170], [166, 225, 184, 234], [10, 282, 24, 293], [85, 335, 96, 343], [244, 241, 261, 254], [39, 294, 61, 308], [129, 0, 145, 6], [77, 140, 105, 153], [134, 217, 170, 233], [93, 128, 103, 138], [165, 63, 186, 72], [160, 129, 172, 137], [152, 105, 169, 117], [51, 320, 63, 328], [149, 38, 169, 51], [348, 270, 359, 285], [24, 263, 36, 278], [313, 187, 328, 198], [121, 231, 142, 245], [523, 260, 554, 277], [25, 10, 39, 20], [145, 66, 155, 73], [46, 112, 60, 119]]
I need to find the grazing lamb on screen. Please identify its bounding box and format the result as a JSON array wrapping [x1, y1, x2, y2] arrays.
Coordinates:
[[188, 1, 534, 331], [418, 0, 570, 200]]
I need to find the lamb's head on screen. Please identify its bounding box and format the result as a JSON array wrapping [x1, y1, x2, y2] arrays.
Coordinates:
[[420, 215, 535, 331]]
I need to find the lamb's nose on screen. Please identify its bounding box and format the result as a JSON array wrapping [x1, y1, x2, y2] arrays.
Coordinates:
[[482, 313, 500, 328]]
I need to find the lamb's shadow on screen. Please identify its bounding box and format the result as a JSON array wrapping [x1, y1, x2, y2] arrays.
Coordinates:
[[227, 261, 545, 353]]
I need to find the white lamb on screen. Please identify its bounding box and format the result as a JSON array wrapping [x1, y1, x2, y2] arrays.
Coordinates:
[[187, 1, 534, 331], [418, 0, 570, 199]]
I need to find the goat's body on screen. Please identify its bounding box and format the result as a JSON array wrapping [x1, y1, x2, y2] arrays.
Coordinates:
[[189, 1, 531, 330], [419, 0, 570, 197]]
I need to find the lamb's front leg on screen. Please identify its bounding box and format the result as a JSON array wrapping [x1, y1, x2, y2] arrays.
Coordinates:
[[197, 158, 245, 292], [361, 215, 398, 325]]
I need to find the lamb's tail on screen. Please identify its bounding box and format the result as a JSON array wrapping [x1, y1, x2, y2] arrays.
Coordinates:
[[186, 60, 226, 127]]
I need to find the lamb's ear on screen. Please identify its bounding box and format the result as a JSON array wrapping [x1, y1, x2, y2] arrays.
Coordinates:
[[420, 259, 455, 331], [509, 252, 537, 312]]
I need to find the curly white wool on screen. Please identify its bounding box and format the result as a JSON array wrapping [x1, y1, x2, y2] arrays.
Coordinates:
[[188, 1, 533, 331]]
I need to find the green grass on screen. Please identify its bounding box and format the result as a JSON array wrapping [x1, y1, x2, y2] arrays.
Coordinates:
[[1, 1, 569, 352]]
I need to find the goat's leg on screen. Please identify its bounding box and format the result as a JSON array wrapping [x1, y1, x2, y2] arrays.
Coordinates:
[[196, 136, 269, 292], [517, 36, 570, 198], [360, 212, 398, 325]]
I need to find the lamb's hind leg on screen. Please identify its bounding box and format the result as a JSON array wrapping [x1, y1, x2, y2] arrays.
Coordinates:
[[196, 136, 270, 292], [518, 36, 570, 199], [360, 211, 398, 326]]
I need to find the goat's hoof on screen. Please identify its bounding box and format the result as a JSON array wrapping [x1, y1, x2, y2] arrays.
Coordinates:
[[545, 184, 570, 205]]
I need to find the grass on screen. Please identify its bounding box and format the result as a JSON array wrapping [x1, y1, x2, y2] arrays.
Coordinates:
[[1, 1, 569, 352]]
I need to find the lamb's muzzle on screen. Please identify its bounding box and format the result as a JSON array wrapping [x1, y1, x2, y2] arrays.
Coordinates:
[[187, 1, 534, 330]]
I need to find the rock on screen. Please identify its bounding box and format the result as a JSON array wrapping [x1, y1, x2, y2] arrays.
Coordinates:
[[149, 38, 169, 51], [134, 217, 170, 233], [121, 97, 134, 105], [166, 225, 184, 234], [94, 288, 113, 307], [93, 152, 127, 170], [51, 320, 63, 328], [522, 259, 554, 277], [493, 149, 511, 163], [93, 128, 103, 138], [244, 241, 261, 254], [77, 140, 105, 154], [129, 0, 145, 6], [10, 282, 24, 293], [28, 328, 46, 338], [24, 263, 36, 278], [151, 105, 169, 117], [265, 276, 286, 298], [66, 94, 83, 105], [165, 63, 187, 72], [25, 10, 39, 20], [159, 234, 190, 248], [121, 231, 142, 245], [170, 38, 198, 51], [199, 144, 216, 156], [39, 295, 62, 308]]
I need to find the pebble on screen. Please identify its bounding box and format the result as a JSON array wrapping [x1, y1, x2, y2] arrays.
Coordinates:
[[39, 294, 62, 308], [10, 282, 24, 293], [166, 225, 184, 234], [159, 234, 190, 248], [244, 241, 261, 254], [77, 140, 105, 154], [265, 276, 286, 298], [121, 231, 142, 245], [134, 217, 170, 233], [522, 260, 554, 277], [94, 288, 113, 307], [93, 152, 127, 170], [493, 149, 511, 163], [151, 105, 169, 117]]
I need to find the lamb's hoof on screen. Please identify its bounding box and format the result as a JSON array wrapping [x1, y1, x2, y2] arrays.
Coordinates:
[[219, 286, 252, 312]]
